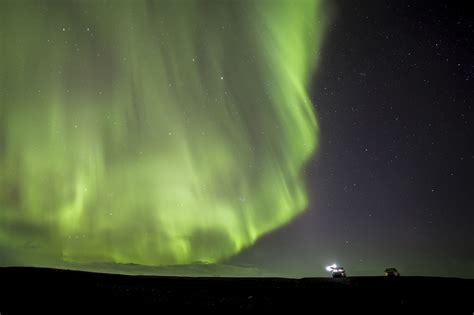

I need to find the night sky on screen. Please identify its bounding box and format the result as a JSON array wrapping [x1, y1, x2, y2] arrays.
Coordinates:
[[1, 0, 325, 269], [1, 1, 473, 278], [231, 0, 474, 278]]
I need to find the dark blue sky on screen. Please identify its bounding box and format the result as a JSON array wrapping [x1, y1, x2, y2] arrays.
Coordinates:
[[230, 0, 474, 278]]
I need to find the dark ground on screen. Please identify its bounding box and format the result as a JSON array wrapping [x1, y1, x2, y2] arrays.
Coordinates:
[[0, 267, 473, 313]]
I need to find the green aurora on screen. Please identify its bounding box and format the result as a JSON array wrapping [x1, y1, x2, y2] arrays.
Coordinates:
[[0, 0, 326, 268]]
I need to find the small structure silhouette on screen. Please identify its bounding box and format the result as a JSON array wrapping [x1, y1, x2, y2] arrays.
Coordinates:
[[384, 268, 400, 277]]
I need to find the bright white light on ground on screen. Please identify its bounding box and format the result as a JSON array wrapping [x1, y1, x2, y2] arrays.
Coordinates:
[[325, 264, 338, 272]]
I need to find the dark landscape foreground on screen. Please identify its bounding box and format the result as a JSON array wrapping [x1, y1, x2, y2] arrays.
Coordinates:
[[0, 267, 473, 312]]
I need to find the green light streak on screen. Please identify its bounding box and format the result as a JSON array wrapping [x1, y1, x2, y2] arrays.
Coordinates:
[[0, 0, 326, 268]]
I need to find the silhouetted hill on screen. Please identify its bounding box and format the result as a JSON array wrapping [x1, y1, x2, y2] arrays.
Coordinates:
[[0, 267, 473, 313], [59, 261, 269, 277]]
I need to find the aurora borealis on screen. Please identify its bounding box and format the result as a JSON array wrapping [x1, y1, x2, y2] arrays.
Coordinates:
[[0, 0, 326, 267]]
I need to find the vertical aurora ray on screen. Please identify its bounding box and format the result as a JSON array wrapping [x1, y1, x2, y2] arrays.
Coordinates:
[[0, 0, 326, 267]]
